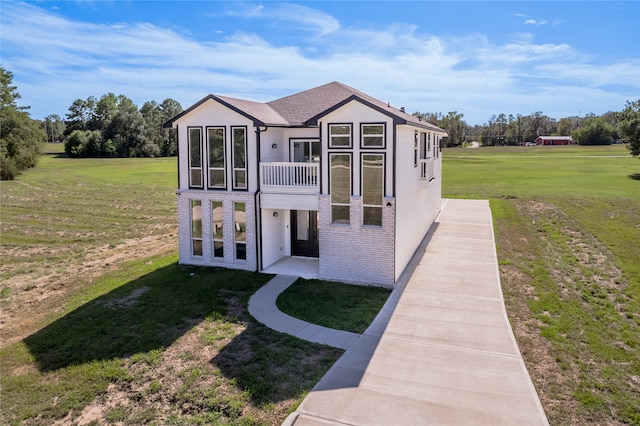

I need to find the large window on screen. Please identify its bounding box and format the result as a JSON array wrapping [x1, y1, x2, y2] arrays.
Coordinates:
[[207, 127, 225, 189], [330, 153, 351, 224], [420, 132, 428, 160], [414, 131, 418, 167], [362, 154, 384, 226], [212, 201, 224, 258], [361, 124, 385, 148], [329, 124, 352, 148], [234, 202, 246, 260], [232, 127, 247, 190], [190, 200, 203, 256], [188, 128, 203, 188]]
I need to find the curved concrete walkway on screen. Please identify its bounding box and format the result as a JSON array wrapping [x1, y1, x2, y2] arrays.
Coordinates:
[[248, 274, 361, 350], [249, 199, 548, 426]]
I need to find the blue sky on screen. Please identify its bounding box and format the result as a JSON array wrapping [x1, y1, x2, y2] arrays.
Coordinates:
[[2, 1, 639, 125]]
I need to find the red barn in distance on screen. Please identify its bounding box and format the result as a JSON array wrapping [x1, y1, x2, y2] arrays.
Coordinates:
[[534, 136, 573, 145]]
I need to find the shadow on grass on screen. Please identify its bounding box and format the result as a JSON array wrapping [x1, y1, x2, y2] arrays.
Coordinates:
[[628, 173, 640, 181], [23, 264, 269, 373], [212, 322, 343, 405]]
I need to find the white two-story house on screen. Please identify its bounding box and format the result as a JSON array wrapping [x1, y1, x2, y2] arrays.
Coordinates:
[[164, 82, 446, 287]]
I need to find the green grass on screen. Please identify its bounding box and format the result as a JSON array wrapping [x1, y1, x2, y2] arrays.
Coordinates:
[[1, 151, 344, 425], [443, 145, 640, 425], [444, 145, 638, 199], [0, 255, 342, 425], [276, 279, 391, 334]]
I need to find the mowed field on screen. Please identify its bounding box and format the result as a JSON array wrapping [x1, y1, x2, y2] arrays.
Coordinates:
[[0, 145, 343, 425], [1, 143, 638, 425], [444, 144, 640, 425]]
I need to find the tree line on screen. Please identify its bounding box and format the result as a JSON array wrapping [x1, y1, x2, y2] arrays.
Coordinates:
[[414, 104, 640, 155], [55, 93, 182, 158], [2, 63, 639, 180], [1, 68, 47, 180]]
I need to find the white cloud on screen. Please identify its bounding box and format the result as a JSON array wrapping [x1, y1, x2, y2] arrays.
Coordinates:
[[1, 1, 637, 124], [524, 19, 548, 25]]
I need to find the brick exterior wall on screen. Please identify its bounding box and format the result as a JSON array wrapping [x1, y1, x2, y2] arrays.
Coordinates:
[[318, 194, 395, 286], [177, 190, 257, 271]]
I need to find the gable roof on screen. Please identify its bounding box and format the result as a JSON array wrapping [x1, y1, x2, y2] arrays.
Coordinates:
[[164, 81, 445, 133]]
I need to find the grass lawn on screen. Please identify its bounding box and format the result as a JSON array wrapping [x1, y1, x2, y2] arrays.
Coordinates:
[[277, 279, 391, 334], [444, 144, 640, 425], [0, 147, 343, 425]]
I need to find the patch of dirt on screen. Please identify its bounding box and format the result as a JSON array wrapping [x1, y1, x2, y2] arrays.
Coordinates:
[[0, 232, 177, 348], [102, 286, 151, 309]]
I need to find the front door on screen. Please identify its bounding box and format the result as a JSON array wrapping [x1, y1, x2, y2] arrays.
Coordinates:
[[291, 210, 319, 257]]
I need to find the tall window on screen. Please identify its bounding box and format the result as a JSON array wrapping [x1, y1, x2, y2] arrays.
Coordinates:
[[420, 132, 427, 159], [361, 124, 385, 148], [212, 201, 224, 258], [329, 124, 352, 148], [413, 131, 418, 167], [232, 127, 247, 190], [190, 200, 203, 256], [234, 202, 246, 260], [330, 153, 351, 224], [188, 128, 203, 188], [362, 154, 384, 226], [207, 127, 225, 188]]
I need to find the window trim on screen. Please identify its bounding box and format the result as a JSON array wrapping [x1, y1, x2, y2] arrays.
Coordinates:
[[232, 126, 248, 191], [329, 152, 352, 224], [211, 200, 224, 259], [206, 126, 226, 190], [190, 199, 203, 257], [413, 131, 418, 167], [360, 122, 386, 149], [361, 153, 385, 227], [188, 127, 203, 189], [234, 202, 247, 261], [328, 123, 353, 149]]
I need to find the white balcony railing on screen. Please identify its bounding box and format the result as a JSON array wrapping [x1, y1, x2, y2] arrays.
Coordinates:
[[419, 157, 435, 182], [260, 162, 319, 194]]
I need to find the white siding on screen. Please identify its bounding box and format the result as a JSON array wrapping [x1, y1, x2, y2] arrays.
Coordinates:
[[260, 208, 289, 269], [394, 126, 443, 281], [174, 99, 257, 192]]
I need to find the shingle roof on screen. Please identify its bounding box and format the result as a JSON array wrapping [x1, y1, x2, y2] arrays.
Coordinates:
[[164, 81, 445, 133]]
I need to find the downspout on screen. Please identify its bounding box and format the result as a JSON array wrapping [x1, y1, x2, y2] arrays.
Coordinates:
[[392, 122, 397, 284], [255, 125, 268, 273]]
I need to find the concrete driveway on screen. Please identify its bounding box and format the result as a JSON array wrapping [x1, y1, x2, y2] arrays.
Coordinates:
[[281, 199, 548, 425]]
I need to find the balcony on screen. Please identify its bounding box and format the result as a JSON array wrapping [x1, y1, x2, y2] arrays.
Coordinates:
[[419, 157, 435, 182], [260, 162, 319, 194]]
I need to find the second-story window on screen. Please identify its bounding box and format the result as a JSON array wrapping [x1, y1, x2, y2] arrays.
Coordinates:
[[329, 124, 352, 148], [207, 127, 225, 189], [361, 124, 385, 148], [362, 154, 384, 226], [420, 132, 428, 160], [232, 127, 247, 190], [188, 127, 203, 188], [330, 153, 351, 224]]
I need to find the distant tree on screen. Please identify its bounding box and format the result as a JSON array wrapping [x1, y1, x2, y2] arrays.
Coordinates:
[[42, 114, 66, 143], [93, 93, 119, 131], [65, 96, 97, 134], [617, 100, 640, 157], [64, 129, 106, 157], [0, 67, 46, 179], [572, 117, 614, 145], [159, 98, 182, 156]]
